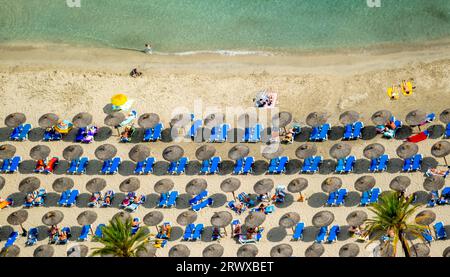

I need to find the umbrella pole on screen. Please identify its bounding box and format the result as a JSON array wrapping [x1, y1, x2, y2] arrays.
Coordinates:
[[223, 227, 227, 236], [155, 226, 159, 233], [20, 223, 27, 237], [444, 156, 448, 167], [232, 192, 236, 201], [115, 127, 120, 137], [418, 126, 421, 132], [90, 226, 94, 235]]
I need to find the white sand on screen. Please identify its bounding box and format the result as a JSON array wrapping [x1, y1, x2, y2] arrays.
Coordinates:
[[0, 42, 449, 257]]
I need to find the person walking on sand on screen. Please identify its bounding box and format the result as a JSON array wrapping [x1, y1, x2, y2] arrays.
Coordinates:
[[144, 43, 153, 54]]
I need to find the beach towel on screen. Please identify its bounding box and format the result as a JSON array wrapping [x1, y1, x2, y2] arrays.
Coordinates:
[[406, 131, 428, 143]]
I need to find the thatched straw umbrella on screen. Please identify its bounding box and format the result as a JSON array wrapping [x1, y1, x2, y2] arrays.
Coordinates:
[[346, 210, 368, 227], [339, 111, 360, 125], [34, 245, 54, 257], [272, 111, 292, 132], [77, 210, 97, 234], [186, 178, 207, 195], [169, 244, 190, 257], [363, 143, 385, 160], [339, 243, 360, 257], [270, 244, 293, 257], [94, 144, 117, 160], [431, 141, 450, 166], [170, 113, 192, 128], [138, 113, 160, 129], [104, 112, 125, 136], [38, 113, 59, 128], [415, 210, 436, 226], [67, 244, 89, 257], [312, 211, 334, 227], [204, 113, 225, 128], [211, 211, 233, 236], [154, 179, 174, 194], [7, 210, 28, 236], [203, 244, 224, 257], [443, 246, 450, 257], [439, 108, 450, 124], [321, 177, 342, 193], [354, 176, 376, 192], [0, 176, 4, 191], [119, 177, 140, 192], [329, 143, 351, 159], [0, 144, 16, 159], [423, 175, 445, 192], [0, 245, 20, 257], [220, 177, 241, 201], [113, 211, 131, 224], [410, 243, 430, 257], [279, 212, 300, 233], [237, 112, 258, 129], [72, 112, 93, 128], [306, 112, 328, 127], [195, 145, 216, 160], [371, 110, 393, 125], [396, 142, 418, 159], [18, 177, 40, 193], [42, 210, 64, 226], [389, 176, 411, 192], [253, 179, 274, 195], [177, 210, 197, 226], [86, 178, 107, 193], [63, 145, 84, 161], [4, 113, 26, 127], [305, 243, 325, 257], [288, 177, 308, 201], [245, 212, 266, 228], [406, 109, 427, 130], [30, 145, 51, 160], [162, 145, 184, 162], [52, 177, 74, 193], [262, 144, 284, 160], [295, 143, 317, 159], [237, 244, 258, 257], [128, 145, 150, 162], [228, 144, 250, 160], [136, 244, 157, 257], [144, 211, 164, 232]]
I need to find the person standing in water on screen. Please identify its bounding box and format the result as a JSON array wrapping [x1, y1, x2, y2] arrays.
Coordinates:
[[144, 43, 153, 54]]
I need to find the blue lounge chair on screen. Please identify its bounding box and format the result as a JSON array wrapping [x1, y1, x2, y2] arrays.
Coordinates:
[[107, 157, 121, 174], [360, 191, 370, 206], [192, 224, 204, 240], [158, 192, 169, 208], [101, 159, 112, 174], [233, 159, 244, 175], [6, 156, 21, 173], [143, 157, 155, 174], [376, 155, 389, 172], [445, 123, 450, 139], [167, 161, 177, 174], [343, 124, 353, 140], [238, 192, 255, 207], [422, 228, 433, 244], [1, 159, 10, 172], [209, 125, 219, 142], [4, 232, 18, 248], [317, 123, 330, 141], [33, 188, 46, 207], [335, 158, 345, 173], [292, 222, 305, 241], [268, 158, 279, 174], [426, 113, 435, 122], [131, 218, 140, 235], [264, 205, 275, 214], [78, 225, 90, 241], [75, 127, 86, 142], [275, 156, 288, 174], [151, 123, 163, 141], [442, 187, 450, 197], [17, 123, 32, 141], [249, 124, 263, 142], [309, 126, 320, 141], [343, 156, 355, 173], [76, 157, 88, 174], [67, 159, 79, 174], [65, 190, 79, 207], [434, 221, 447, 240], [301, 157, 313, 173], [192, 198, 213, 212], [217, 124, 230, 142], [94, 224, 105, 239], [411, 154, 422, 171], [143, 128, 153, 142], [166, 191, 178, 208], [183, 224, 195, 240], [200, 159, 210, 174], [176, 157, 188, 175], [310, 156, 322, 173], [402, 158, 412, 172], [189, 190, 208, 206], [369, 158, 378, 172], [242, 128, 251, 142], [335, 189, 348, 206], [209, 157, 220, 174], [242, 156, 254, 174], [352, 121, 364, 139], [369, 188, 381, 204], [10, 125, 22, 140], [326, 191, 337, 206], [327, 225, 340, 243], [134, 160, 145, 175], [316, 226, 327, 243], [58, 190, 70, 206], [189, 120, 202, 140], [427, 191, 439, 207], [26, 228, 38, 246], [125, 196, 146, 212]]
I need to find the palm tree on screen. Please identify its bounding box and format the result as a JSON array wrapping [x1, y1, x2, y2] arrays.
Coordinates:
[[365, 191, 427, 257], [91, 217, 149, 257]]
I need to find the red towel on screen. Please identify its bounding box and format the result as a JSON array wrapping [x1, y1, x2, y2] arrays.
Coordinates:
[[406, 131, 428, 143]]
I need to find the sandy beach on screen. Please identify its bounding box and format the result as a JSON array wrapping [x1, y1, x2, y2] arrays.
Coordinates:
[[0, 42, 449, 257]]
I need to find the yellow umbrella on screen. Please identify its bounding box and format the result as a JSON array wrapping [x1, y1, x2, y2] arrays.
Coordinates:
[[111, 94, 128, 106], [54, 120, 73, 134]]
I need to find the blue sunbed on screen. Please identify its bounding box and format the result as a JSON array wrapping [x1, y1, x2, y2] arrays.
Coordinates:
[[376, 155, 389, 172], [216, 124, 230, 142], [17, 123, 32, 141], [335, 189, 347, 206], [352, 121, 364, 139], [143, 128, 153, 142], [434, 221, 447, 240], [369, 158, 378, 172], [402, 158, 412, 172], [58, 190, 70, 206], [0, 159, 10, 172], [158, 192, 169, 208], [6, 156, 21, 173], [428, 191, 439, 207], [65, 190, 79, 207], [26, 228, 38, 246], [183, 224, 195, 240], [343, 124, 353, 140], [200, 159, 210, 174], [360, 191, 370, 206], [143, 157, 155, 174], [167, 161, 177, 174], [76, 157, 88, 174], [268, 158, 279, 174], [209, 125, 219, 142], [9, 125, 22, 141], [192, 198, 213, 212], [327, 225, 340, 243], [422, 228, 433, 244], [189, 190, 208, 206], [343, 156, 355, 173], [426, 113, 435, 122], [192, 224, 204, 240], [411, 154, 422, 172], [243, 128, 251, 142], [189, 120, 202, 140], [94, 224, 105, 239], [4, 232, 18, 248], [316, 226, 327, 243], [442, 187, 450, 197], [242, 156, 254, 174], [151, 123, 163, 141], [249, 124, 263, 142], [310, 156, 322, 173], [134, 160, 145, 175], [317, 123, 330, 141], [233, 159, 244, 174], [101, 159, 112, 174], [292, 222, 305, 241], [309, 126, 320, 141], [67, 159, 79, 174], [166, 191, 179, 208], [79, 225, 90, 241], [326, 191, 337, 206], [209, 157, 220, 174], [108, 157, 121, 174], [176, 157, 188, 175], [275, 156, 288, 174], [369, 188, 381, 204], [301, 157, 313, 173], [335, 158, 345, 173], [445, 123, 450, 139]]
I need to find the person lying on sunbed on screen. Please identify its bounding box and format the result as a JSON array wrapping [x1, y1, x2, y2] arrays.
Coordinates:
[[58, 229, 68, 243], [35, 159, 46, 172], [426, 168, 450, 177], [49, 225, 59, 242], [235, 201, 244, 214], [132, 218, 140, 227], [25, 193, 35, 204], [103, 194, 112, 206], [233, 224, 242, 237]]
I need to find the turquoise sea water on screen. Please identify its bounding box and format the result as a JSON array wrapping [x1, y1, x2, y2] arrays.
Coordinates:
[[0, 0, 449, 53]]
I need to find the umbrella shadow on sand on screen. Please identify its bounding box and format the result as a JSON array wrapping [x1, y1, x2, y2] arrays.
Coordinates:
[[62, 129, 78, 142], [175, 193, 192, 210], [37, 225, 50, 241], [307, 192, 328, 208], [44, 192, 61, 207], [386, 158, 403, 173], [28, 128, 45, 142], [210, 193, 227, 208], [426, 124, 445, 138], [361, 126, 378, 140], [18, 160, 37, 174], [168, 227, 184, 241], [329, 126, 344, 141], [344, 191, 360, 207], [274, 194, 294, 208], [219, 160, 235, 175], [302, 226, 318, 243], [118, 161, 135, 176], [85, 160, 103, 175], [54, 160, 70, 175], [0, 127, 12, 142], [0, 225, 14, 240], [160, 128, 173, 143], [131, 128, 145, 143], [70, 226, 83, 241], [318, 159, 336, 175], [285, 159, 301, 174], [111, 193, 126, 209], [143, 193, 160, 209], [337, 226, 352, 241], [414, 191, 430, 205], [6, 192, 25, 207], [354, 159, 370, 174], [186, 161, 201, 175], [395, 126, 413, 140], [253, 160, 268, 175], [76, 193, 91, 208], [153, 161, 170, 176], [421, 157, 438, 173], [95, 127, 113, 141], [294, 127, 311, 142], [266, 227, 287, 242]]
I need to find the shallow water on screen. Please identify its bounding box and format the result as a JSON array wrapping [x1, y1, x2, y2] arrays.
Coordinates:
[[0, 0, 449, 53]]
